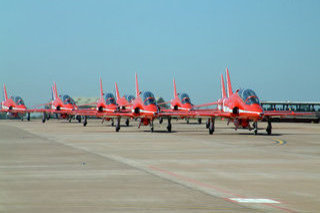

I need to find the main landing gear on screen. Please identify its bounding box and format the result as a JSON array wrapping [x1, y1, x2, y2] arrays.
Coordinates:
[[198, 118, 202, 124], [83, 116, 87, 127], [167, 117, 172, 132], [27, 112, 30, 121], [159, 117, 163, 124], [42, 112, 46, 123], [266, 117, 272, 135], [208, 117, 215, 135], [206, 118, 210, 129], [125, 118, 130, 126]]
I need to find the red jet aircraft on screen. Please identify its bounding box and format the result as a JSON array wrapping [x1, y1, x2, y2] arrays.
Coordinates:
[[196, 68, 310, 135], [160, 78, 217, 125], [1, 84, 31, 121], [80, 78, 125, 127], [37, 82, 81, 123], [114, 82, 134, 126], [78, 73, 159, 132], [121, 73, 159, 132]]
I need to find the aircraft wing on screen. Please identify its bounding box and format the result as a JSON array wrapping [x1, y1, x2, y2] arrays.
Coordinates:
[[0, 109, 27, 114], [263, 111, 315, 117], [75, 109, 134, 118], [158, 109, 229, 118], [192, 102, 218, 109]]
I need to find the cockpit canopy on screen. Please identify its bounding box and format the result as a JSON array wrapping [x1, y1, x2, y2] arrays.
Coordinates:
[[143, 91, 156, 105], [125, 95, 135, 103], [238, 89, 260, 105], [62, 95, 76, 105], [14, 96, 25, 105], [105, 93, 116, 105], [180, 93, 191, 104]]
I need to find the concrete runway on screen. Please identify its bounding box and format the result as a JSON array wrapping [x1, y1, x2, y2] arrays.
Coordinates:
[[0, 119, 319, 212]]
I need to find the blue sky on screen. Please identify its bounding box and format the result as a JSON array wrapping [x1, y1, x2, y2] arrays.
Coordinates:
[[0, 0, 319, 106]]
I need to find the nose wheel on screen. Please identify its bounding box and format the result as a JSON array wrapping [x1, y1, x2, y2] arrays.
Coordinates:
[[125, 119, 130, 126], [116, 117, 121, 132], [253, 121, 258, 135], [76, 115, 81, 123], [150, 120, 154, 132]]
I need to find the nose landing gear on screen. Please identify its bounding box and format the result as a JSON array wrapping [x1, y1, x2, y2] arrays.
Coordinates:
[[150, 119, 154, 132], [116, 117, 121, 132], [253, 121, 258, 135]]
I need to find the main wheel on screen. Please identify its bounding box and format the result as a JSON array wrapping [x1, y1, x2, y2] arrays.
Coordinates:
[[42, 113, 46, 123], [125, 119, 129, 126], [83, 116, 87, 127], [167, 124, 172, 132], [198, 118, 202, 124], [206, 119, 210, 129], [209, 118, 215, 135], [266, 128, 272, 135]]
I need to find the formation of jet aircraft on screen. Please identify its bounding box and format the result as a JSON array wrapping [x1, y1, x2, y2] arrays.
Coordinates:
[[1, 69, 311, 135]]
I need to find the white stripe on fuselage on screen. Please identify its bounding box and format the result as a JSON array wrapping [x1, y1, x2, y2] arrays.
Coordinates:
[[220, 105, 261, 115], [1, 105, 26, 111]]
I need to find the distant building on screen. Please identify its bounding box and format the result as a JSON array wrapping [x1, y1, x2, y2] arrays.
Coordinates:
[[74, 97, 98, 109], [261, 101, 320, 123]]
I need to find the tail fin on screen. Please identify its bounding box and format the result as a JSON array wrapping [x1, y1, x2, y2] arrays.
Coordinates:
[[115, 82, 120, 100], [226, 68, 233, 97], [99, 78, 104, 99], [135, 73, 140, 97], [221, 74, 227, 99], [53, 82, 59, 100], [173, 78, 178, 98], [51, 86, 54, 100], [3, 84, 8, 101]]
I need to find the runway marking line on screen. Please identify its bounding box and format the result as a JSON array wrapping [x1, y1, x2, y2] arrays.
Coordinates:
[[228, 198, 280, 203], [273, 139, 287, 145], [149, 165, 296, 213]]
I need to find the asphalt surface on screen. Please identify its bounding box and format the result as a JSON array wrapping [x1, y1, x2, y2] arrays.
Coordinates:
[[0, 119, 319, 212]]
